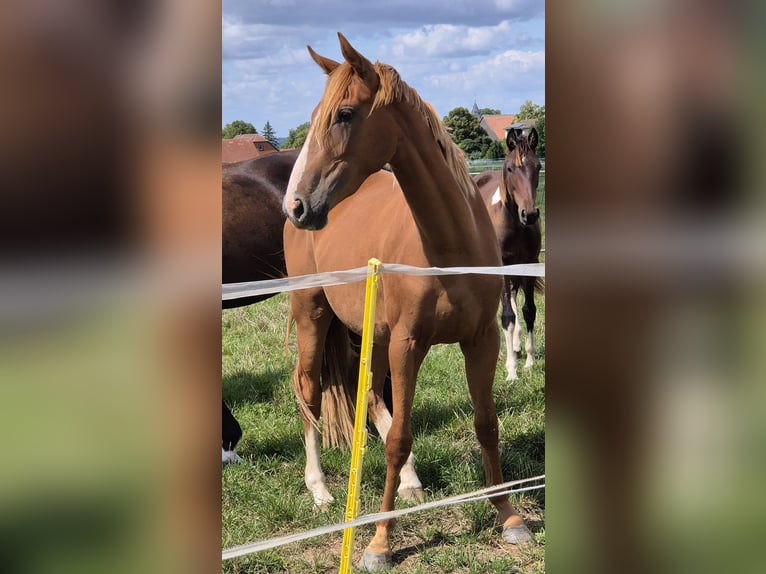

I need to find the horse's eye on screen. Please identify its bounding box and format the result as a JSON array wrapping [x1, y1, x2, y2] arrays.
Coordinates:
[[337, 108, 354, 124], [506, 166, 513, 172]]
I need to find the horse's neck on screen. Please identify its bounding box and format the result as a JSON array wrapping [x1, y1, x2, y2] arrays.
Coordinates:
[[389, 112, 486, 261]]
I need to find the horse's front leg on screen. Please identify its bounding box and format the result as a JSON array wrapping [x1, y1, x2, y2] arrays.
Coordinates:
[[367, 345, 423, 502], [500, 275, 518, 381], [291, 290, 334, 508], [360, 334, 425, 571], [461, 324, 533, 545], [521, 277, 537, 370]]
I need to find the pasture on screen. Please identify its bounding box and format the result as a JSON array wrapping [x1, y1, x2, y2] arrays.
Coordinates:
[[222, 294, 544, 573], [221, 171, 546, 572]]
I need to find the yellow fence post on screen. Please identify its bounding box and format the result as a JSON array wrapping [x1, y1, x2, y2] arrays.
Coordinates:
[[338, 257, 381, 574]]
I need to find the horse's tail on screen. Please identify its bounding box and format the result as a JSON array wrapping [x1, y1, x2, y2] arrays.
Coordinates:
[[534, 276, 545, 294], [319, 317, 357, 450], [289, 312, 357, 451]]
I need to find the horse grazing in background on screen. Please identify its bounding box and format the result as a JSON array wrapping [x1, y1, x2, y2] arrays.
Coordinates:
[[474, 128, 544, 381], [221, 148, 299, 464], [282, 33, 533, 570]]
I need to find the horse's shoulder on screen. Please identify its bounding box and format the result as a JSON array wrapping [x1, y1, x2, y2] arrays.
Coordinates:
[[473, 170, 499, 191]]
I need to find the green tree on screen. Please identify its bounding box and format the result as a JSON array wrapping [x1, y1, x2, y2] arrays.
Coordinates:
[[484, 139, 506, 159], [222, 120, 257, 139], [443, 107, 492, 157], [479, 107, 502, 116], [515, 100, 545, 157], [282, 121, 310, 149], [261, 121, 279, 148]]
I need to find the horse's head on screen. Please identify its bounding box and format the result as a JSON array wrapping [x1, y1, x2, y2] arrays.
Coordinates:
[[283, 33, 398, 230], [502, 128, 541, 226]]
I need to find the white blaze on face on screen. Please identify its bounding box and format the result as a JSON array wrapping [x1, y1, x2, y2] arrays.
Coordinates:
[[491, 185, 502, 205], [283, 114, 316, 214]]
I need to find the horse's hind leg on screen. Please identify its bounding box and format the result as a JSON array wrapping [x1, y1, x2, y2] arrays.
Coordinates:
[[521, 277, 537, 370], [509, 278, 523, 355], [500, 276, 518, 381], [461, 325, 533, 544], [367, 345, 423, 502], [291, 288, 334, 507]]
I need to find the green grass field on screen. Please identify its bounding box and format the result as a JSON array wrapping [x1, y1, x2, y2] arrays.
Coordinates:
[[222, 173, 546, 573], [222, 290, 545, 573]]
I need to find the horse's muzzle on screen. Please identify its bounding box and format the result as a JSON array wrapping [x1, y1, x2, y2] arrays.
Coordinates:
[[284, 197, 328, 230], [520, 208, 540, 226]]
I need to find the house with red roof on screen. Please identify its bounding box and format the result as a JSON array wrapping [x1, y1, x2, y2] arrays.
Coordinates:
[[470, 101, 536, 142], [222, 133, 278, 163]]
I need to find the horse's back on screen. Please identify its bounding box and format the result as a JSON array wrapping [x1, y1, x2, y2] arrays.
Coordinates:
[[473, 170, 502, 205], [222, 150, 300, 302]]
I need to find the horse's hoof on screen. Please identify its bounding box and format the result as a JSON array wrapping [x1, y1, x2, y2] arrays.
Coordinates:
[[506, 371, 518, 382], [398, 487, 424, 502], [311, 495, 334, 512], [222, 449, 242, 465], [358, 551, 393, 571], [502, 523, 534, 544]]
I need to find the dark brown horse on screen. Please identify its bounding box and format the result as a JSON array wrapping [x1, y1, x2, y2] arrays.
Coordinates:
[[282, 33, 533, 570], [474, 128, 543, 380], [222, 149, 299, 464], [222, 148, 301, 309]]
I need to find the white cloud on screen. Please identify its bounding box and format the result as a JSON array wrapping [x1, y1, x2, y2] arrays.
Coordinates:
[[221, 2, 545, 132], [384, 21, 541, 60]]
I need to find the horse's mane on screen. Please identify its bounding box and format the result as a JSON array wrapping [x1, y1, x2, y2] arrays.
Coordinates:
[[315, 62, 475, 199]]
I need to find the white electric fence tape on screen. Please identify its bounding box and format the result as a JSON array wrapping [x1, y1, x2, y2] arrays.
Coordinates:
[[222, 262, 545, 301], [222, 475, 545, 561]]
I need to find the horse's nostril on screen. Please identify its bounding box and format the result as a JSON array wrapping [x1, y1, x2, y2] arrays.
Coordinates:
[[291, 198, 305, 221]]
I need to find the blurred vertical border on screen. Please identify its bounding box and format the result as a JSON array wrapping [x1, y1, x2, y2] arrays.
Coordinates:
[[0, 1, 221, 573], [547, 1, 765, 573], [2, 1, 764, 573]]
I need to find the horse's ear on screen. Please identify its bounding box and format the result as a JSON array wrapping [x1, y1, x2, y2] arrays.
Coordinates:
[[307, 45, 340, 75], [528, 128, 539, 152], [505, 130, 516, 151], [337, 32, 379, 90]]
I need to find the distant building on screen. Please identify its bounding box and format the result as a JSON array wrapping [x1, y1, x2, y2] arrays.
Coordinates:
[[471, 101, 536, 142], [222, 133, 278, 163], [508, 119, 538, 135]]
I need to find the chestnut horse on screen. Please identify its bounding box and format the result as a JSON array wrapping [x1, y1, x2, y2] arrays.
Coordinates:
[[222, 148, 299, 464], [474, 128, 544, 380], [282, 33, 532, 570], [221, 148, 395, 465]]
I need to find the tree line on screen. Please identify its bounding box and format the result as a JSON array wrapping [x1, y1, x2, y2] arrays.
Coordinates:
[[221, 120, 280, 148], [221, 100, 544, 158]]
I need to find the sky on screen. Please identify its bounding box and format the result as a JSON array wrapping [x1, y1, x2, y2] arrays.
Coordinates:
[[222, 0, 545, 139]]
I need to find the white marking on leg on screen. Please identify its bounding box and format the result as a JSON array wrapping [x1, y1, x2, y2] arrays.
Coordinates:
[[524, 329, 535, 369], [510, 292, 522, 353], [371, 407, 422, 496], [304, 425, 333, 507], [503, 321, 518, 381], [491, 185, 502, 205], [222, 448, 242, 465]]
